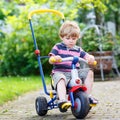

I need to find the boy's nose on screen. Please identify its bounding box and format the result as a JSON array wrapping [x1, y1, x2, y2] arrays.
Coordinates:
[[70, 39, 74, 42]]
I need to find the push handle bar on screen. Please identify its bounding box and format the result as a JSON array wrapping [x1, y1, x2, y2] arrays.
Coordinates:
[[28, 9, 65, 20]]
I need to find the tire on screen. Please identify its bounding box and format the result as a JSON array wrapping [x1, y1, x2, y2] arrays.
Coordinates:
[[71, 91, 90, 119], [35, 96, 48, 116]]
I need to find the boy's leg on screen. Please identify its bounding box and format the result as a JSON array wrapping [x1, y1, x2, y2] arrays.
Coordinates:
[[84, 70, 94, 94], [57, 78, 67, 101], [52, 72, 67, 101], [85, 70, 98, 104], [57, 79, 71, 111], [52, 72, 71, 111], [78, 68, 93, 94]]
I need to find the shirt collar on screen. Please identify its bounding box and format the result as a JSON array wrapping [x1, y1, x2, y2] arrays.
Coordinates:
[[61, 42, 79, 50]]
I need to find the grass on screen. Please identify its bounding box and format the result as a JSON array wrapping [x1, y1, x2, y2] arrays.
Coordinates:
[[0, 76, 50, 105]]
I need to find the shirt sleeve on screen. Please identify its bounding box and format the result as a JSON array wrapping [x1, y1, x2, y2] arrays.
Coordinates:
[[49, 44, 59, 56], [80, 48, 87, 58]]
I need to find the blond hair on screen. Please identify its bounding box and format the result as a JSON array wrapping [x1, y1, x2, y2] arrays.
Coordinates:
[[59, 21, 80, 38]]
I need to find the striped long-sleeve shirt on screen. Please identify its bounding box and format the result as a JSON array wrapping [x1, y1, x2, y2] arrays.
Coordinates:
[[49, 42, 87, 72]]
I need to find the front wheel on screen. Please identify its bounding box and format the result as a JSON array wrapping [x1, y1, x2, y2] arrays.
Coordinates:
[[71, 91, 90, 119], [35, 96, 48, 116]]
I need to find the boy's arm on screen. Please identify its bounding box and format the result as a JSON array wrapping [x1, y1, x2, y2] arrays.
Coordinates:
[[48, 44, 61, 64], [79, 47, 96, 65]]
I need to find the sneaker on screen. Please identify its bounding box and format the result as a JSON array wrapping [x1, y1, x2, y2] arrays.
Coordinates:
[[89, 97, 98, 104], [58, 100, 71, 112]]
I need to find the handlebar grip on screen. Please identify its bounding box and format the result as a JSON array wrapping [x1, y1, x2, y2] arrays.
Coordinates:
[[49, 56, 56, 63], [28, 9, 65, 20], [49, 56, 62, 63], [93, 61, 97, 66]]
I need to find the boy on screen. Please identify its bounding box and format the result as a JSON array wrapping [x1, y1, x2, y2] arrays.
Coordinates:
[[49, 20, 98, 111]]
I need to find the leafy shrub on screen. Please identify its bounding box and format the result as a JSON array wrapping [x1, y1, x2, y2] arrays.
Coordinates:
[[0, 2, 70, 76]]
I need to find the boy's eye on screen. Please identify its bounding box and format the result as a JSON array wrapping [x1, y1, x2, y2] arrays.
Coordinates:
[[72, 37, 76, 40], [65, 36, 77, 40]]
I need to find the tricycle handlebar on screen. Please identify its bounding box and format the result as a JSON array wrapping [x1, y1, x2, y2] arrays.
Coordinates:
[[28, 9, 65, 20], [62, 57, 97, 66], [49, 56, 97, 66], [61, 57, 87, 63]]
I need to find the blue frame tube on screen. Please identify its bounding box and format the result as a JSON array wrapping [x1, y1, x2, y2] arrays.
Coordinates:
[[48, 96, 57, 109], [37, 56, 49, 95], [29, 20, 38, 49], [29, 19, 50, 95], [69, 92, 75, 107]]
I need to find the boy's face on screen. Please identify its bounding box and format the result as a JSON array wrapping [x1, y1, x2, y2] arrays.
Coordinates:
[[61, 35, 78, 48]]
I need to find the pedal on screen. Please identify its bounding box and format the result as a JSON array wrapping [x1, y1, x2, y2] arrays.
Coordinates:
[[90, 103, 97, 107], [61, 102, 71, 109]]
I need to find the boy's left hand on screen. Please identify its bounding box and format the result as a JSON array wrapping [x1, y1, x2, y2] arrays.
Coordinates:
[[87, 55, 95, 65]]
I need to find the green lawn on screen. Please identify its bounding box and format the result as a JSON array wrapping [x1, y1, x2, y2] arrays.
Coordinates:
[[0, 76, 50, 105]]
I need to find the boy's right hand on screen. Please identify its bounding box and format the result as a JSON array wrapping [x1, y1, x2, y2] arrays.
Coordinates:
[[49, 55, 62, 64]]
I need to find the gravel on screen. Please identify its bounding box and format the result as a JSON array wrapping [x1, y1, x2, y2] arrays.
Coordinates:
[[0, 78, 120, 120]]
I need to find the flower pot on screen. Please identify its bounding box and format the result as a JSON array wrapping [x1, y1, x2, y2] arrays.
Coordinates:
[[89, 51, 113, 74]]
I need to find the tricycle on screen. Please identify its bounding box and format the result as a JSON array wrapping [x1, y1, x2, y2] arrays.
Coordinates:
[[28, 9, 97, 119]]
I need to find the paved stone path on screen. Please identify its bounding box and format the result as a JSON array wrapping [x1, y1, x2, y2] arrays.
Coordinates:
[[0, 78, 120, 120]]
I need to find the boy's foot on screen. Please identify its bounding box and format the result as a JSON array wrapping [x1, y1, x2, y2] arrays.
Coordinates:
[[58, 100, 71, 112], [89, 97, 98, 105]]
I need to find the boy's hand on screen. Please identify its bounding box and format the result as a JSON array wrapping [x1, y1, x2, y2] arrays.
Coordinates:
[[49, 55, 62, 64], [86, 55, 96, 65]]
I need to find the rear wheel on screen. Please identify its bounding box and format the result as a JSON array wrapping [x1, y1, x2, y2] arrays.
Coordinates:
[[71, 91, 90, 119], [35, 96, 48, 116]]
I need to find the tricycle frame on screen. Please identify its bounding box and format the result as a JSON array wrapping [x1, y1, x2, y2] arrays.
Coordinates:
[[28, 9, 93, 119]]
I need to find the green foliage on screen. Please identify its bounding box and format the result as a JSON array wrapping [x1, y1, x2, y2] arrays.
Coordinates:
[[81, 27, 114, 52], [101, 33, 114, 51], [77, 0, 108, 13], [104, 1, 120, 32], [81, 28, 99, 52], [0, 1, 19, 18], [114, 35, 120, 67], [0, 0, 79, 76]]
